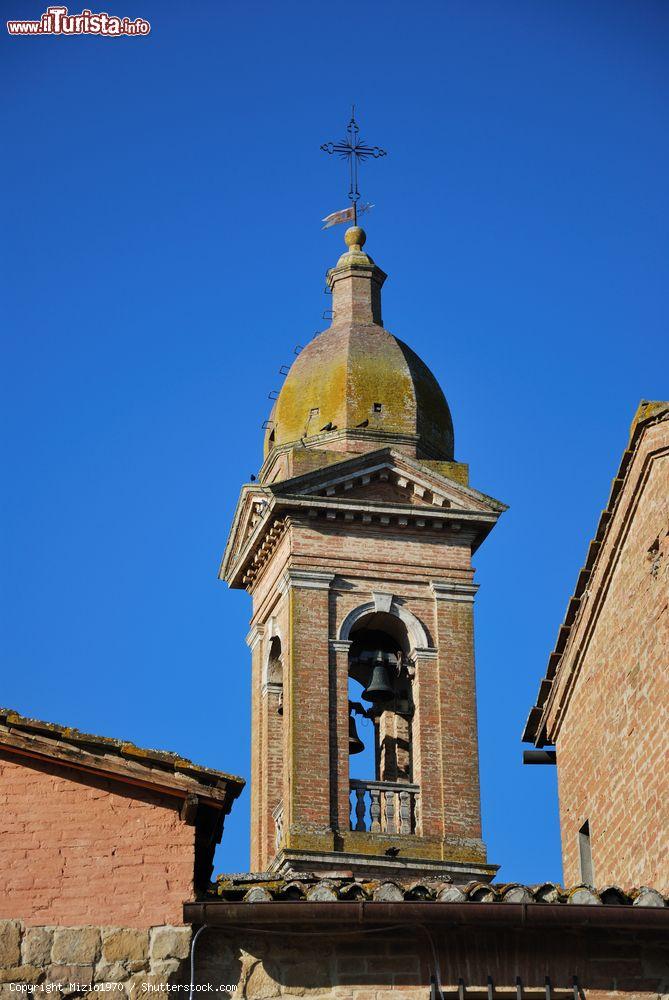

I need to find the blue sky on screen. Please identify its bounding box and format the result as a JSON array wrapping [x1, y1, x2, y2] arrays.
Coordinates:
[[2, 0, 667, 883]]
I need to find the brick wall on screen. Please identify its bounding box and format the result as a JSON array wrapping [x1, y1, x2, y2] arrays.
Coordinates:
[[549, 418, 669, 891], [0, 754, 195, 927]]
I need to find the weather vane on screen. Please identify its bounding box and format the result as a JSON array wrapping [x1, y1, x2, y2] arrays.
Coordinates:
[[320, 106, 387, 229]]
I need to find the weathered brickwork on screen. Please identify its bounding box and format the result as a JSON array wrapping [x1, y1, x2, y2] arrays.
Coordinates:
[[543, 411, 669, 891], [0, 918, 191, 998], [240, 506, 495, 874], [249, 630, 263, 873], [248, 592, 291, 872], [0, 755, 195, 927], [293, 521, 474, 581], [434, 597, 482, 840], [288, 580, 334, 837]]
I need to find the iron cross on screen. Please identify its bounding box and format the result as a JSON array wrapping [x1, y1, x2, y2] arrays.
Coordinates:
[[321, 107, 386, 223]]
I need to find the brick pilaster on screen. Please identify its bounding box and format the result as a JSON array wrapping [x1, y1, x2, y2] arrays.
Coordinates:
[[431, 581, 483, 841], [410, 647, 442, 838], [330, 639, 353, 834], [246, 624, 264, 871], [284, 570, 336, 841]]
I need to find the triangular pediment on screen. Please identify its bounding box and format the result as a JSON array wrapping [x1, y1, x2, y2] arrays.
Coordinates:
[[270, 448, 506, 516], [221, 485, 275, 581], [326, 475, 436, 507], [221, 449, 507, 587], [237, 491, 270, 550]]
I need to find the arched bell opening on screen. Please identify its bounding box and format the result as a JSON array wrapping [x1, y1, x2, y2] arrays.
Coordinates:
[[347, 672, 376, 781], [348, 614, 414, 784], [347, 611, 419, 836]]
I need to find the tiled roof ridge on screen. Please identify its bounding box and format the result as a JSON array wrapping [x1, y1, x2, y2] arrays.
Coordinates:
[[522, 400, 669, 745], [0, 706, 245, 791], [208, 872, 667, 907]]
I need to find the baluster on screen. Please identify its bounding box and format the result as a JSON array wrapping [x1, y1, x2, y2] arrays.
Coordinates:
[[385, 789, 396, 833], [355, 787, 367, 831], [273, 805, 284, 850], [370, 788, 381, 832], [399, 789, 411, 834]]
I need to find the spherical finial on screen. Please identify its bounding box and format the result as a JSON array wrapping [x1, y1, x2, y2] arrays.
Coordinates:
[[344, 226, 366, 251]]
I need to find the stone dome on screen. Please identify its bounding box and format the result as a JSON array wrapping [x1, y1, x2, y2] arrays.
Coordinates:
[[263, 325, 454, 460], [263, 228, 454, 462]]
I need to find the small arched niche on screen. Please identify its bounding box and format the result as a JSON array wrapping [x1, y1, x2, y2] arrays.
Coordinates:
[[265, 633, 285, 854], [266, 635, 284, 714]]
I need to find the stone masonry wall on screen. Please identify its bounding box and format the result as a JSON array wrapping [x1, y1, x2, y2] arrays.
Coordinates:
[[0, 920, 191, 1000], [0, 754, 195, 928], [4, 918, 667, 1000]]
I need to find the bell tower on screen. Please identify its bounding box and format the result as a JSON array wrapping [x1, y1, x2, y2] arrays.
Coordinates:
[[221, 226, 506, 882]]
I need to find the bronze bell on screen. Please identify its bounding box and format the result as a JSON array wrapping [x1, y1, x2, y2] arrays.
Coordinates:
[[348, 712, 364, 755], [362, 652, 395, 704]]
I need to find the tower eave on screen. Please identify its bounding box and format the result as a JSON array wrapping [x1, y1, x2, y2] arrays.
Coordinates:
[[222, 448, 507, 590], [223, 499, 503, 592]]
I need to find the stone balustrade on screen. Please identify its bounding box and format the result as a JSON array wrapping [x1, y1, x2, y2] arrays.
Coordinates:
[[349, 780, 419, 834]]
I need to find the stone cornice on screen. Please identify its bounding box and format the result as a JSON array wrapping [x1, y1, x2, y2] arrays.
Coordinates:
[[240, 517, 290, 590], [220, 486, 275, 585], [329, 639, 353, 653], [272, 449, 505, 513], [246, 624, 266, 650], [412, 647, 439, 660], [262, 681, 283, 698], [226, 495, 485, 591], [280, 569, 336, 592], [431, 581, 479, 603], [225, 449, 506, 590], [288, 496, 492, 530]]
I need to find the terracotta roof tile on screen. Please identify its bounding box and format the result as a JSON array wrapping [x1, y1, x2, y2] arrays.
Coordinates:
[[208, 872, 667, 906], [0, 707, 244, 805]]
